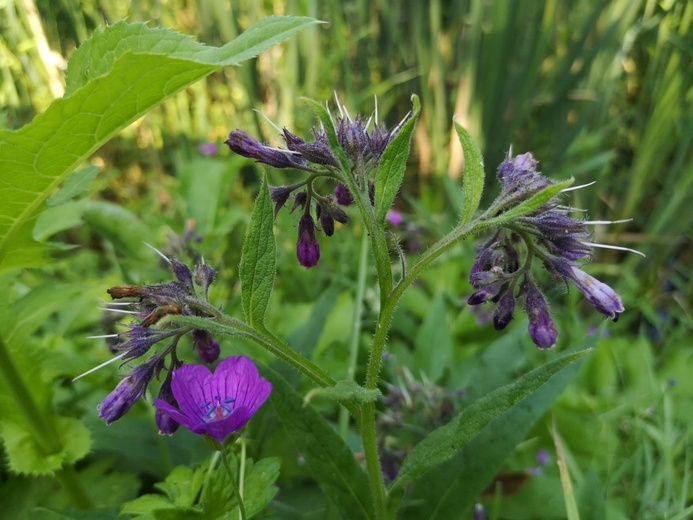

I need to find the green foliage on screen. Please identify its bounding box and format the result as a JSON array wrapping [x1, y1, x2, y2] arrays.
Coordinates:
[[391, 348, 590, 494], [239, 176, 276, 328], [0, 2, 688, 519], [454, 123, 485, 225], [122, 453, 280, 519], [0, 16, 320, 273], [374, 95, 420, 224], [2, 417, 90, 476], [262, 365, 374, 520]]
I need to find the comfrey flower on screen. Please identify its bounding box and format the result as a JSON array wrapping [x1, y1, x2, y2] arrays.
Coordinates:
[[468, 149, 641, 349], [153, 356, 272, 448], [225, 96, 411, 268], [85, 248, 226, 425]]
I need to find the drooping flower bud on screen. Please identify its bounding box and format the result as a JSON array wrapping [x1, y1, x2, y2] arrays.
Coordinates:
[[155, 367, 180, 435], [569, 266, 624, 320], [225, 130, 299, 169], [493, 289, 516, 331], [98, 357, 161, 425], [319, 208, 335, 237], [334, 183, 353, 206], [296, 214, 320, 268], [523, 281, 557, 349], [192, 329, 220, 364]]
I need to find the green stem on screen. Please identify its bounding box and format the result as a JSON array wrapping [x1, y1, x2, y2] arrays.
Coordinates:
[[339, 169, 393, 305], [358, 217, 492, 518], [0, 334, 93, 509], [221, 448, 246, 520], [338, 231, 369, 440], [181, 300, 362, 421], [361, 402, 388, 520]]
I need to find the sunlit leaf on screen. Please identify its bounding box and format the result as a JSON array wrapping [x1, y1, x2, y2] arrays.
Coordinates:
[[0, 17, 320, 273], [239, 176, 276, 328]]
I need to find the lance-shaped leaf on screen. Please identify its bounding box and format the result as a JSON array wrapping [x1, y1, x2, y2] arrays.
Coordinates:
[[239, 176, 276, 327], [454, 123, 485, 225], [488, 178, 574, 226], [0, 17, 320, 273], [375, 95, 420, 224], [390, 348, 590, 493], [260, 365, 374, 520]]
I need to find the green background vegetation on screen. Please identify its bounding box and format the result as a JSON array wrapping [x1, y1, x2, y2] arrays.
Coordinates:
[[0, 0, 690, 518]]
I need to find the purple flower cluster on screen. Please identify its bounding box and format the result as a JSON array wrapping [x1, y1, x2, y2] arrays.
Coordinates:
[[225, 100, 409, 268], [468, 151, 625, 349], [97, 255, 223, 425]]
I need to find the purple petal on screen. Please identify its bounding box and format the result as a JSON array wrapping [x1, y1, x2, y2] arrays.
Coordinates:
[[170, 364, 214, 422], [192, 406, 252, 443], [212, 357, 272, 414]]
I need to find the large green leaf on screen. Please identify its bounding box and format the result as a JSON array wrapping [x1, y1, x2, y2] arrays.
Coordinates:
[[239, 176, 276, 328], [374, 95, 420, 224], [396, 343, 595, 519], [390, 348, 590, 493], [260, 365, 373, 520], [0, 17, 319, 273], [454, 123, 485, 225]]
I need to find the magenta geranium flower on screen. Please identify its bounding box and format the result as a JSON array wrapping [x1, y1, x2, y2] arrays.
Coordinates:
[[153, 356, 272, 444]]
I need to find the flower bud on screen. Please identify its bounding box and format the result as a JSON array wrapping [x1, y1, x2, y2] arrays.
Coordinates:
[[569, 267, 624, 320], [523, 282, 557, 349], [155, 369, 180, 435], [225, 130, 297, 169], [193, 329, 221, 364], [296, 214, 320, 268], [98, 359, 160, 425], [193, 261, 216, 300], [319, 209, 335, 237], [493, 289, 516, 330], [334, 183, 353, 206]]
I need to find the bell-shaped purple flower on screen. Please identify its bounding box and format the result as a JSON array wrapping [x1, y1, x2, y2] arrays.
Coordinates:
[[98, 357, 161, 425], [569, 266, 624, 320], [153, 356, 272, 445], [523, 282, 558, 349], [296, 214, 320, 268]]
